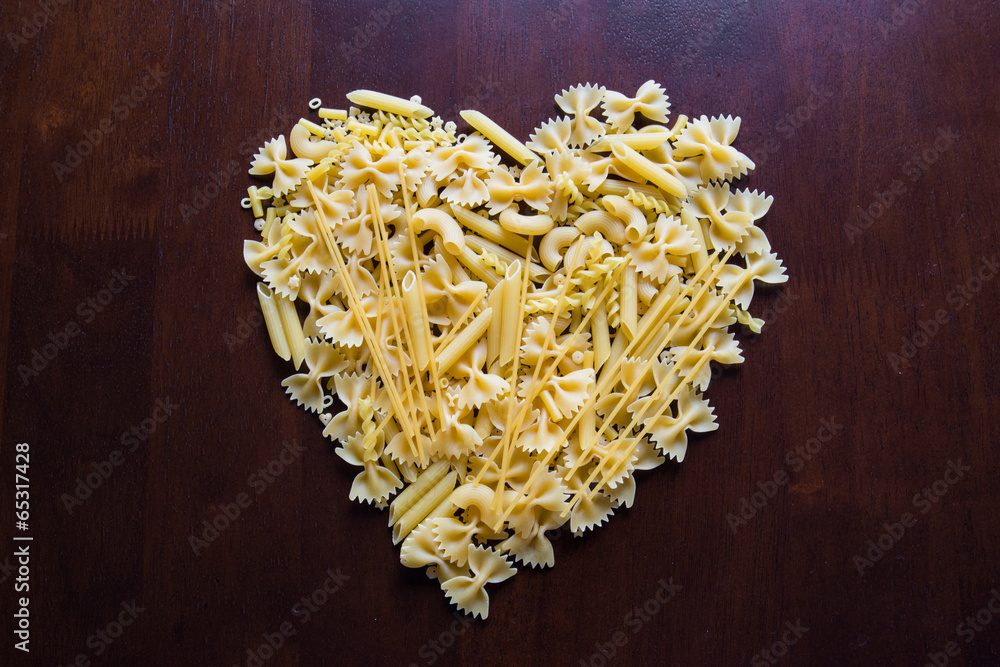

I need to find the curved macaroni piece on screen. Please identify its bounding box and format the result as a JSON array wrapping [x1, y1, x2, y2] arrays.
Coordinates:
[[601, 195, 648, 243], [498, 207, 555, 236], [411, 208, 466, 254], [574, 210, 626, 245], [539, 225, 582, 272]]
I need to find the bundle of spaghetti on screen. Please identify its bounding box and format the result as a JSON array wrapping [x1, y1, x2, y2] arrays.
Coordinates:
[[239, 82, 787, 620]]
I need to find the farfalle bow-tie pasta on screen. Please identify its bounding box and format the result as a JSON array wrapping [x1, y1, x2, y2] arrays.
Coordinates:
[[241, 83, 787, 618]]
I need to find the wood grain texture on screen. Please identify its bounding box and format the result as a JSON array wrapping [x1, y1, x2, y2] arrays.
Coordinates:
[[1, 0, 999, 665]]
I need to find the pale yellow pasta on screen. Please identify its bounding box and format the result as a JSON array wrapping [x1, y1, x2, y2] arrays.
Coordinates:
[[289, 121, 336, 161], [486, 284, 503, 367], [539, 225, 582, 272], [459, 109, 539, 165], [402, 271, 432, 372], [602, 195, 648, 243], [411, 208, 465, 254], [347, 89, 433, 118], [589, 131, 673, 152], [449, 204, 533, 257], [609, 141, 687, 199], [620, 264, 638, 339], [393, 469, 458, 544], [455, 245, 501, 289], [497, 261, 522, 368], [435, 307, 493, 374], [389, 460, 451, 526], [498, 206, 555, 236], [591, 299, 610, 370], [574, 210, 626, 245], [462, 234, 547, 283], [257, 282, 290, 362], [240, 83, 785, 621]]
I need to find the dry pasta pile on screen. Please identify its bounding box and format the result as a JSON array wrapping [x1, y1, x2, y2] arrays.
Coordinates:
[[241, 83, 786, 618]]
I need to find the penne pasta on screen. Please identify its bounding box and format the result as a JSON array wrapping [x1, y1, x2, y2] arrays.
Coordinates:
[[609, 141, 688, 199], [347, 89, 434, 118], [435, 307, 493, 374], [460, 109, 539, 165], [257, 282, 290, 362], [450, 204, 532, 257]]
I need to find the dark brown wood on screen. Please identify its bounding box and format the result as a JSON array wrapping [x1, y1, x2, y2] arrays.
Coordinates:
[[2, 1, 999, 665]]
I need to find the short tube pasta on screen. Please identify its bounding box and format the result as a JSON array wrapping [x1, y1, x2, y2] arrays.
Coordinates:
[[610, 141, 688, 199], [347, 89, 433, 118], [539, 226, 582, 272], [411, 208, 466, 254], [402, 271, 432, 371], [436, 307, 493, 374], [498, 207, 555, 236], [459, 109, 539, 165], [574, 210, 627, 245], [602, 195, 648, 243]]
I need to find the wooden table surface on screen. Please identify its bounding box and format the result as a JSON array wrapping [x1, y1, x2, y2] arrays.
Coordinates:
[[2, 1, 999, 665]]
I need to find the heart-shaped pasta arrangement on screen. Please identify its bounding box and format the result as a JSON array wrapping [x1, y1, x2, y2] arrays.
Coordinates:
[[241, 82, 786, 618]]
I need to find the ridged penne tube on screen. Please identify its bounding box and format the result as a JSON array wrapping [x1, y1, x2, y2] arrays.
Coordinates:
[[275, 292, 306, 369], [620, 264, 638, 339], [486, 284, 503, 366], [436, 307, 493, 374], [450, 205, 532, 257], [456, 246, 501, 289], [498, 261, 522, 368], [411, 208, 466, 254], [402, 271, 432, 371], [609, 141, 688, 199], [347, 89, 433, 118], [290, 122, 337, 161], [498, 207, 554, 236], [589, 131, 673, 152], [603, 195, 648, 243], [601, 331, 628, 392], [459, 109, 539, 165], [463, 235, 547, 283], [539, 226, 582, 272], [389, 460, 450, 526], [574, 211, 627, 245], [257, 282, 290, 362], [591, 300, 610, 370], [393, 469, 458, 544]]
